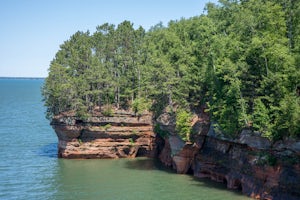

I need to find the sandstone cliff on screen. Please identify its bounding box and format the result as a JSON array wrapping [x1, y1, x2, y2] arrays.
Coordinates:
[[156, 112, 300, 200], [51, 109, 156, 158], [51, 108, 300, 199], [193, 135, 300, 200]]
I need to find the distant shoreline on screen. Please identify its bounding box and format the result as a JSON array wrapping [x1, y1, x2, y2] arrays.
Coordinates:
[[0, 77, 45, 80]]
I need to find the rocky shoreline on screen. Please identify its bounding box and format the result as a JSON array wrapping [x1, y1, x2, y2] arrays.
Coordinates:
[[51, 110, 300, 200], [51, 109, 156, 159], [157, 134, 300, 200]]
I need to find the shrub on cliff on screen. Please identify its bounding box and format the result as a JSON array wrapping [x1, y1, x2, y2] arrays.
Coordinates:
[[154, 124, 170, 138], [102, 105, 114, 117], [132, 97, 151, 116], [43, 0, 300, 141], [175, 109, 193, 142]]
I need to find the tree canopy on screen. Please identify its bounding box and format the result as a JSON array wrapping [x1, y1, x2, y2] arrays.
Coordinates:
[[43, 0, 300, 141]]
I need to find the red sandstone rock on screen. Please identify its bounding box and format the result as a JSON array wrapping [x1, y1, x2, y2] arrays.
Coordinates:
[[190, 136, 300, 200], [53, 108, 300, 200], [158, 135, 199, 174], [155, 109, 300, 200], [158, 132, 300, 199], [172, 143, 199, 174], [52, 110, 156, 159]]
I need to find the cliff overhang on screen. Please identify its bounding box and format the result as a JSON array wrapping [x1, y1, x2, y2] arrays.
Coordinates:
[[51, 109, 156, 159], [51, 109, 300, 200]]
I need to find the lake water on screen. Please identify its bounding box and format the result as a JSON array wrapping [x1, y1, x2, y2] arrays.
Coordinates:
[[0, 78, 250, 200]]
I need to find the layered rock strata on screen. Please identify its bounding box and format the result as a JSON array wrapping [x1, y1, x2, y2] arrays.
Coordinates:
[[156, 112, 300, 200], [51, 110, 156, 158], [51, 108, 300, 199], [193, 135, 300, 200], [158, 133, 300, 200]]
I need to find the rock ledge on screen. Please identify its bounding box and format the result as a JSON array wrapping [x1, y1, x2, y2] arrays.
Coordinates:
[[51, 109, 156, 158]]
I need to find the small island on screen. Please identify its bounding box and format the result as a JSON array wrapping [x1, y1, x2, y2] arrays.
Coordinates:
[[43, 1, 300, 199]]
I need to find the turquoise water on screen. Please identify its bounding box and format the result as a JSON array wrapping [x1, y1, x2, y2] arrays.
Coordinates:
[[0, 78, 250, 200]]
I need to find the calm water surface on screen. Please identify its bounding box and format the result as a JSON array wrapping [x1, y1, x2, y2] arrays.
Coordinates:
[[0, 79, 251, 200]]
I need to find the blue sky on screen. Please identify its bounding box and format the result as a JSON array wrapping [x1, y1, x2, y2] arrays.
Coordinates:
[[0, 0, 218, 78]]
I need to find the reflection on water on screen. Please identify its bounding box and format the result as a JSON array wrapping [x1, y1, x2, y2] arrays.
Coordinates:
[[38, 143, 58, 158], [124, 157, 164, 171], [0, 79, 251, 200], [48, 158, 250, 200]]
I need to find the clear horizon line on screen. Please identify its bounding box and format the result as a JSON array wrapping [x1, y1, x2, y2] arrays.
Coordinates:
[[0, 76, 45, 79]]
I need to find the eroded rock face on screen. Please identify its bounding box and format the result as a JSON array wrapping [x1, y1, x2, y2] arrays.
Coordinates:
[[238, 129, 271, 150], [52, 108, 300, 200], [160, 135, 300, 200], [156, 111, 300, 200], [51, 110, 156, 159], [156, 112, 176, 134], [158, 135, 199, 174], [185, 136, 300, 200]]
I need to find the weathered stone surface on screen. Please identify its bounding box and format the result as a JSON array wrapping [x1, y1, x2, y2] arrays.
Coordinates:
[[168, 135, 185, 155], [158, 133, 300, 199], [158, 135, 198, 174], [158, 138, 172, 167], [290, 142, 300, 153], [52, 108, 300, 200], [273, 139, 300, 156], [192, 121, 210, 136], [191, 136, 300, 200], [52, 110, 156, 159], [238, 129, 271, 150], [172, 143, 199, 174], [156, 112, 176, 134]]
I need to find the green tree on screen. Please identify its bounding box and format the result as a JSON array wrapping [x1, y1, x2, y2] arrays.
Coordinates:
[[252, 98, 272, 138], [176, 109, 192, 142], [43, 2, 300, 141]]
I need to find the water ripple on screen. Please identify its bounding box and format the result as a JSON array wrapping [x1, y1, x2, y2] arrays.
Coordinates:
[[37, 143, 58, 158], [0, 79, 250, 200]]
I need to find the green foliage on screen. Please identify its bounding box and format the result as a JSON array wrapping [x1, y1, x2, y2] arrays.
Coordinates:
[[282, 156, 300, 165], [103, 123, 112, 131], [43, 1, 300, 141], [75, 104, 90, 121], [275, 94, 300, 139], [257, 151, 277, 166], [78, 138, 83, 145], [252, 98, 272, 138], [129, 138, 135, 146], [102, 105, 114, 117], [175, 109, 192, 142], [132, 97, 151, 115], [154, 124, 169, 138]]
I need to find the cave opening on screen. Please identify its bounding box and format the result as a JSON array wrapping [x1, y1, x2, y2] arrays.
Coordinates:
[[234, 179, 242, 191], [186, 166, 194, 175]]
